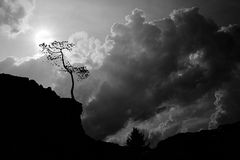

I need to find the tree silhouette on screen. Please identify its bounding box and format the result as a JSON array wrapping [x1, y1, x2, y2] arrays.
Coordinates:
[[39, 41, 89, 101], [126, 128, 146, 148]]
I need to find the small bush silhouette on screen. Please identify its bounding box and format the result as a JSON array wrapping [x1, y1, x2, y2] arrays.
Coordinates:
[[126, 128, 146, 148]]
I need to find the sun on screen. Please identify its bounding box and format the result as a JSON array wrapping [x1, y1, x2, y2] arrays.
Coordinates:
[[34, 29, 54, 46]]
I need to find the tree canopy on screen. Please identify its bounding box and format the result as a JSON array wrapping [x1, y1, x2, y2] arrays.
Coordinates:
[[126, 128, 146, 148]]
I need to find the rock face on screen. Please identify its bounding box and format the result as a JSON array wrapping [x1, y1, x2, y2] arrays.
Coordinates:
[[1, 73, 130, 160], [0, 74, 83, 158], [1, 73, 240, 160]]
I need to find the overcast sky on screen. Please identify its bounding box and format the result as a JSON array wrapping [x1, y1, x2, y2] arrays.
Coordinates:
[[1, 0, 240, 147]]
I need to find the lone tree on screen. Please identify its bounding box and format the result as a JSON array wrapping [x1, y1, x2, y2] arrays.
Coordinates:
[[39, 41, 89, 101], [126, 128, 146, 148]]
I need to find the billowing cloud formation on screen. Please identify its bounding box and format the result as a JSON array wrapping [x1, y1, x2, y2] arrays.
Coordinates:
[[0, 0, 35, 36], [68, 32, 113, 70], [105, 91, 221, 148], [82, 7, 240, 145]]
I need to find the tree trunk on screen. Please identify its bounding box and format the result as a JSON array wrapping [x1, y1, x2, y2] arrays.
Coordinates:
[[60, 51, 75, 101], [70, 72, 75, 101]]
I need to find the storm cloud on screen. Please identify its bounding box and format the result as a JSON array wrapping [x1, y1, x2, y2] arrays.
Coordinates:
[[81, 7, 240, 145], [0, 0, 35, 36]]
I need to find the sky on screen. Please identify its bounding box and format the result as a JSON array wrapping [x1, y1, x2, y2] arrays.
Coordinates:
[[1, 0, 240, 60], [1, 0, 240, 147]]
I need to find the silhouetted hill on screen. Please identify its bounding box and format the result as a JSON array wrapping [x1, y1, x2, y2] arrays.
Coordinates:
[[144, 121, 240, 160], [1, 73, 240, 160], [0, 74, 129, 160]]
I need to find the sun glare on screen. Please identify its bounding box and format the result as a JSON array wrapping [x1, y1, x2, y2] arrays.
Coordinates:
[[34, 29, 54, 46]]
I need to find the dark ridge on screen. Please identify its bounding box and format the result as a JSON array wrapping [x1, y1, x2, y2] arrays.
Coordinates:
[[144, 121, 240, 160], [1, 73, 240, 160], [0, 73, 128, 160]]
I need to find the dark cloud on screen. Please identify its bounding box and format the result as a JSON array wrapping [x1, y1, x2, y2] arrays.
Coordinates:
[[0, 0, 35, 36], [82, 7, 240, 145]]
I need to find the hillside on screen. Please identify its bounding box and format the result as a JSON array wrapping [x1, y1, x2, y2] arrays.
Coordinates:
[[0, 73, 128, 160], [1, 73, 240, 160], [144, 121, 240, 159]]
